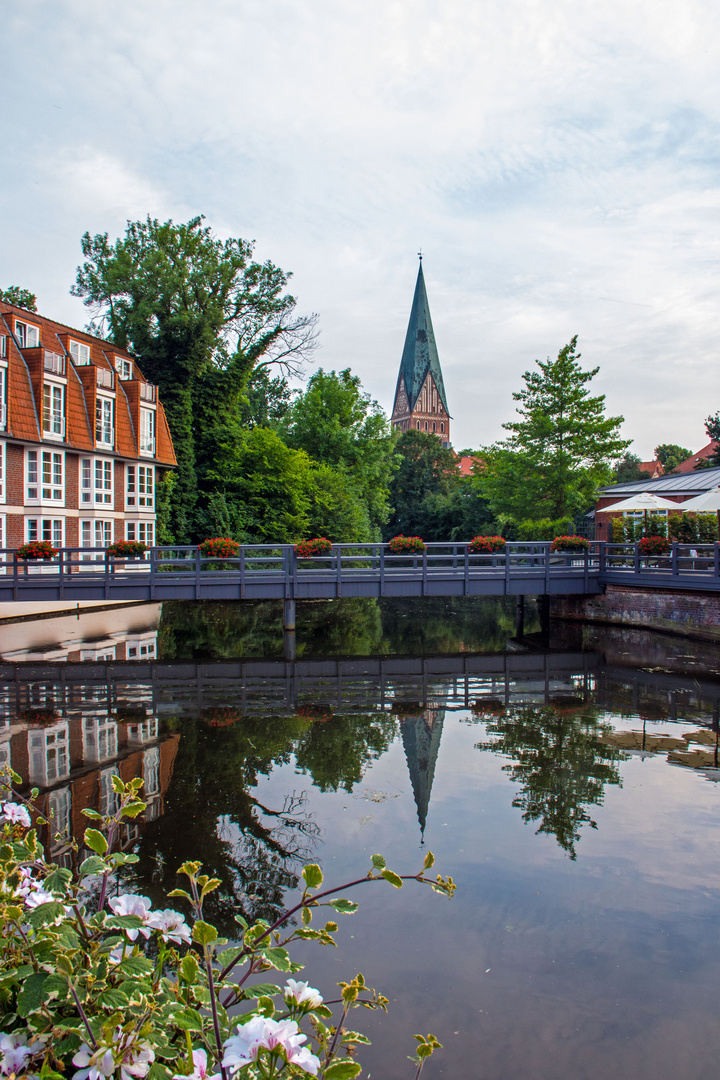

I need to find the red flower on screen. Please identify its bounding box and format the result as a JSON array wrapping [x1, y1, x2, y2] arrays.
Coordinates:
[[295, 538, 333, 558], [469, 535, 506, 554], [550, 535, 590, 553], [17, 541, 58, 560], [199, 538, 240, 558], [388, 535, 426, 554]]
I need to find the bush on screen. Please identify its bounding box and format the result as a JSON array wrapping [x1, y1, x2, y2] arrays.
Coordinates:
[[696, 513, 718, 543], [16, 541, 57, 560], [469, 535, 506, 554], [610, 516, 625, 543], [0, 772, 452, 1080], [550, 535, 591, 553], [295, 537, 333, 559], [388, 535, 426, 554], [645, 514, 667, 538], [638, 535, 670, 556], [107, 541, 148, 558], [517, 517, 573, 542], [199, 537, 240, 558]]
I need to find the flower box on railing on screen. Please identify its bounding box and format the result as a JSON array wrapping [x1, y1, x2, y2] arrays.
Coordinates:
[[550, 535, 590, 553], [388, 535, 426, 554], [469, 535, 506, 554], [107, 541, 148, 559], [295, 538, 333, 559], [638, 536, 670, 557], [20, 707, 59, 725], [199, 538, 240, 559], [17, 541, 58, 560]]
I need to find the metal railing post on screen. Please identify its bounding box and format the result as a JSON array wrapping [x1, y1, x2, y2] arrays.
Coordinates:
[[336, 544, 342, 597], [599, 541, 606, 577], [715, 542, 720, 581], [634, 542, 640, 576], [380, 544, 385, 596], [422, 546, 428, 596], [464, 543, 470, 596], [671, 542, 679, 579], [505, 543, 511, 594], [195, 546, 201, 599], [544, 543, 550, 593]]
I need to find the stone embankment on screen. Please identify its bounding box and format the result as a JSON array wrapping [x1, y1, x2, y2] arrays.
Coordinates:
[[552, 584, 720, 644]]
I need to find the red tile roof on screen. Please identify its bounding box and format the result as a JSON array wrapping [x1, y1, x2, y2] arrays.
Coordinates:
[[674, 442, 718, 473]]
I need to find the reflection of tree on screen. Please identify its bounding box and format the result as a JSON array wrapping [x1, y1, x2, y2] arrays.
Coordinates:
[[476, 706, 625, 859], [129, 715, 319, 933], [379, 597, 534, 655], [293, 714, 398, 792]]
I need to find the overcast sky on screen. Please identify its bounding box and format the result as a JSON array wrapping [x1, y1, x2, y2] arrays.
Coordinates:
[[2, 0, 719, 456]]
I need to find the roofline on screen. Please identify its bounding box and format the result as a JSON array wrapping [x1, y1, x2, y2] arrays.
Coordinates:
[[0, 301, 133, 357]]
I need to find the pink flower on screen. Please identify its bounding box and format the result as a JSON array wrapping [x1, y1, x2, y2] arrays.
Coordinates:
[[173, 1049, 219, 1080], [222, 1017, 319, 1076], [108, 894, 154, 940], [73, 1029, 154, 1080], [147, 908, 192, 945], [0, 1031, 44, 1075], [1, 802, 31, 829], [284, 979, 324, 1010]]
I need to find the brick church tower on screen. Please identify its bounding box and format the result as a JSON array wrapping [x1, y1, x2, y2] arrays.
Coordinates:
[[391, 258, 451, 448]]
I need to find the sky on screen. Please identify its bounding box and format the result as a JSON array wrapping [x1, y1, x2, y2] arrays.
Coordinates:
[[2, 0, 720, 457]]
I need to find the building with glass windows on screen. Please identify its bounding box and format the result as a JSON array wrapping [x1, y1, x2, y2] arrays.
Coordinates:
[[0, 301, 176, 550]]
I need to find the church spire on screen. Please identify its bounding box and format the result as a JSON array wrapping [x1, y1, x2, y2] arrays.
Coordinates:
[[391, 261, 451, 446]]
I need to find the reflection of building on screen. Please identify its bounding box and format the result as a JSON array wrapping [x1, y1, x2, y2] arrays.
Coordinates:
[[0, 602, 161, 661], [399, 707, 445, 838]]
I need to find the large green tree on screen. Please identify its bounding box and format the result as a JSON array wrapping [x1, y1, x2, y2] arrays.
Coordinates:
[[612, 453, 652, 484], [654, 443, 691, 472], [478, 337, 630, 521], [72, 216, 316, 542], [281, 368, 398, 539], [0, 286, 36, 311]]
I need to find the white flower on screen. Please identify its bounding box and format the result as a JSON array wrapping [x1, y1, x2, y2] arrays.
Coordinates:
[[1, 802, 31, 829], [72, 1045, 115, 1080], [284, 979, 323, 1010], [73, 1029, 154, 1080], [0, 1031, 44, 1075], [173, 1049, 219, 1080], [223, 1017, 319, 1077], [24, 888, 55, 909], [108, 894, 154, 940], [147, 908, 192, 945]]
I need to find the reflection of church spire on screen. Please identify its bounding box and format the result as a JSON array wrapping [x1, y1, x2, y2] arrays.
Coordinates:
[[400, 709, 445, 840]]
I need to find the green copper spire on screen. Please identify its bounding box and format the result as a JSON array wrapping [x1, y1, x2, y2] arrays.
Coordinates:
[[394, 260, 450, 416]]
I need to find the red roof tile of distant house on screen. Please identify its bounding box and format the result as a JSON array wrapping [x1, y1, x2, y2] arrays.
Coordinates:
[[674, 442, 718, 473]]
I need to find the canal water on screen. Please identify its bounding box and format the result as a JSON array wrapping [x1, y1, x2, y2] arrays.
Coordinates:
[[3, 597, 720, 1080]]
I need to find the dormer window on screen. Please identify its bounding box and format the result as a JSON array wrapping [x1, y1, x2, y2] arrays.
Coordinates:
[[69, 340, 91, 366], [115, 356, 132, 380], [14, 320, 39, 348], [96, 397, 114, 447], [139, 408, 155, 455], [42, 384, 65, 438]]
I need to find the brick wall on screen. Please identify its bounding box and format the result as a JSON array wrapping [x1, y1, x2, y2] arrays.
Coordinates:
[[7, 443, 23, 504], [552, 584, 720, 643]]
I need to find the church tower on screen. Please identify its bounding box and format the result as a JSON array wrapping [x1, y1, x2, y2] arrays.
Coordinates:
[[391, 258, 451, 448]]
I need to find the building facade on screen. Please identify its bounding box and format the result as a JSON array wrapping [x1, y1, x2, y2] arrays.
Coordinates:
[[391, 261, 451, 447], [595, 465, 720, 539], [0, 302, 176, 550]]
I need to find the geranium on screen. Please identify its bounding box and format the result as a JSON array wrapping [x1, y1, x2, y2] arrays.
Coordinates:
[[638, 535, 670, 556], [108, 894, 154, 939], [147, 908, 192, 945], [199, 538, 240, 559], [1, 801, 31, 828], [469, 535, 506, 554], [16, 541, 58, 560], [388, 535, 426, 554], [284, 979, 324, 1011], [295, 537, 333, 559], [73, 1029, 154, 1080], [107, 541, 148, 558], [0, 1031, 44, 1075], [223, 1017, 320, 1077], [173, 1049, 218, 1080], [550, 535, 590, 553]]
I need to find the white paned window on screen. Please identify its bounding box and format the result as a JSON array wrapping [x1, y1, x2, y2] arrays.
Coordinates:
[[80, 458, 92, 504], [0, 442, 4, 503], [69, 340, 91, 366], [139, 408, 155, 454], [0, 336, 6, 357], [41, 452, 63, 501], [126, 465, 154, 509], [26, 451, 38, 501], [42, 384, 64, 437], [0, 740, 10, 772], [83, 718, 118, 763], [126, 521, 154, 545], [80, 520, 112, 552], [0, 514, 5, 549], [115, 357, 132, 380], [0, 364, 6, 430], [95, 397, 113, 447], [26, 518, 64, 546], [27, 723, 69, 787], [144, 747, 160, 796], [99, 768, 120, 817], [15, 321, 39, 349], [47, 786, 72, 843], [94, 459, 112, 504], [126, 639, 156, 658]]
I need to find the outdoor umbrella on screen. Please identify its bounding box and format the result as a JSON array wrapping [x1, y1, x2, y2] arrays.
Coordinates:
[[673, 486, 720, 537], [600, 491, 680, 514]]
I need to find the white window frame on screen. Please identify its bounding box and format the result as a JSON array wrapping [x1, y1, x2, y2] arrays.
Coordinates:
[[93, 458, 113, 505], [126, 464, 154, 509], [0, 362, 7, 431], [27, 722, 69, 787], [82, 717, 118, 762], [80, 519, 113, 556], [0, 441, 4, 503], [27, 450, 64, 504], [139, 408, 155, 455], [42, 383, 65, 439], [95, 396, 114, 448], [69, 340, 91, 366], [114, 356, 132, 380], [14, 320, 39, 349], [26, 518, 64, 547], [0, 513, 6, 550], [125, 520, 154, 546]]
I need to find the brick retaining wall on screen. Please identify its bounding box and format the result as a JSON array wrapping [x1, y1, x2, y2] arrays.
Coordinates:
[[551, 584, 720, 643]]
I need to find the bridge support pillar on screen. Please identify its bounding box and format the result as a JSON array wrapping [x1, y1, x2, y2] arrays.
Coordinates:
[[283, 599, 296, 631], [515, 596, 525, 638], [284, 629, 297, 662], [538, 595, 551, 639]]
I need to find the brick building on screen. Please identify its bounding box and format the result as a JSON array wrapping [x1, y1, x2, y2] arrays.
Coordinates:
[[595, 465, 720, 539], [391, 259, 452, 447], [0, 301, 176, 550]]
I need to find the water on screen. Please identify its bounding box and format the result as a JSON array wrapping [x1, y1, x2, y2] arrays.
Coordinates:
[[2, 597, 720, 1079]]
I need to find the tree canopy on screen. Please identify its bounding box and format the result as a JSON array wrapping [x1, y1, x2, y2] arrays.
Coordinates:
[[477, 337, 630, 522], [0, 286, 37, 311], [612, 453, 652, 485], [654, 443, 691, 473]]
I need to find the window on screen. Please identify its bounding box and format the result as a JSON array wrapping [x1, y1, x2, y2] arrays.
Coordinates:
[[94, 459, 112, 504], [27, 451, 63, 502], [127, 639, 156, 659], [416, 421, 420, 429], [80, 520, 113, 551], [139, 408, 155, 454], [440, 423, 445, 433], [69, 340, 91, 366], [0, 514, 5, 549], [0, 363, 6, 430], [0, 336, 6, 357], [126, 521, 154, 545], [424, 421, 428, 431], [99, 768, 121, 817], [432, 422, 436, 432], [15, 321, 39, 349], [83, 717, 118, 763], [42, 384, 64, 437], [144, 747, 160, 796], [0, 442, 4, 503], [95, 397, 113, 447], [27, 723, 69, 786], [80, 458, 91, 504], [114, 356, 132, 380], [26, 518, 64, 546], [126, 464, 154, 509]]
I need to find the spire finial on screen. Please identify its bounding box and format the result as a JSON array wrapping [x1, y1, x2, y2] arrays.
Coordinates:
[[418, 249, 423, 262]]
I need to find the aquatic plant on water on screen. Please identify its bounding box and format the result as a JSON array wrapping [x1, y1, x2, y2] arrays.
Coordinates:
[[0, 770, 453, 1080]]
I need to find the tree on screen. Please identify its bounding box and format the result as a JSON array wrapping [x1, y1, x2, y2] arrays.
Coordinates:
[[72, 216, 316, 541], [239, 368, 292, 429], [612, 453, 652, 484], [478, 337, 630, 521], [654, 443, 691, 472], [0, 286, 37, 311], [702, 414, 720, 468], [281, 369, 398, 538]]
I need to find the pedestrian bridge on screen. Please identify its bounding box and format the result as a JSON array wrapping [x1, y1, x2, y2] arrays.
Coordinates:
[[0, 541, 719, 604]]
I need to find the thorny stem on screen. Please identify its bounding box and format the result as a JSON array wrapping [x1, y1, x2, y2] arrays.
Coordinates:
[[68, 981, 97, 1048], [218, 871, 429, 982]]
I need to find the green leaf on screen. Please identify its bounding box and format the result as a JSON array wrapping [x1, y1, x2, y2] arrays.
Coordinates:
[[370, 854, 386, 871], [118, 955, 154, 976], [17, 972, 49, 1016], [120, 800, 146, 819], [44, 867, 72, 892], [260, 947, 292, 971], [82, 809, 103, 820], [111, 774, 125, 794], [381, 869, 403, 889], [27, 901, 66, 927], [99, 988, 130, 1010], [146, 1065, 173, 1080], [179, 954, 199, 984], [328, 899, 358, 914], [192, 921, 218, 946], [342, 1031, 371, 1046], [170, 1007, 203, 1031], [302, 864, 323, 890], [83, 828, 108, 855], [256, 996, 275, 1017], [324, 1061, 362, 1079], [422, 851, 435, 871], [245, 983, 281, 998], [111, 852, 139, 867], [106, 915, 144, 931], [78, 855, 107, 878]]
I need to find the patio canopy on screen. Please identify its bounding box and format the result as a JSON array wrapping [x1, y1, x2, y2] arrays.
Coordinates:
[[600, 491, 681, 514], [676, 487, 720, 512]]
